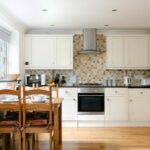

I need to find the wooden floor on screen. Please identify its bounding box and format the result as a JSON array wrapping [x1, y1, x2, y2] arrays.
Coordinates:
[[62, 127, 150, 150], [3, 127, 150, 150]]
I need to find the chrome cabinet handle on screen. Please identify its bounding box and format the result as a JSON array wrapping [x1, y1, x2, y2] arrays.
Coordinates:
[[130, 99, 133, 102], [140, 92, 143, 94], [73, 98, 76, 101]]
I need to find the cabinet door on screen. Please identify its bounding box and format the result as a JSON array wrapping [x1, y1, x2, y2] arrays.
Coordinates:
[[106, 37, 124, 68], [105, 97, 128, 121], [32, 37, 56, 68], [129, 98, 150, 121], [56, 37, 73, 69], [62, 97, 77, 121], [24, 37, 32, 68], [124, 37, 149, 68]]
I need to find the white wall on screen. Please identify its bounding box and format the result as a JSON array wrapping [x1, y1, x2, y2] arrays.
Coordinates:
[[0, 3, 27, 80]]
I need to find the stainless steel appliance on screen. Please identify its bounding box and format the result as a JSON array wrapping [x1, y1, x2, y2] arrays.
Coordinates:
[[25, 74, 46, 86], [124, 76, 132, 86], [78, 84, 104, 115]]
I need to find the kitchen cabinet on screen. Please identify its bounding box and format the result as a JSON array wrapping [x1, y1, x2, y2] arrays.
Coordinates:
[[24, 35, 73, 69], [124, 37, 149, 68], [56, 37, 73, 69], [106, 37, 124, 68], [31, 36, 56, 68], [129, 89, 150, 121], [24, 36, 32, 68], [105, 88, 128, 121], [59, 88, 77, 127], [106, 35, 149, 69]]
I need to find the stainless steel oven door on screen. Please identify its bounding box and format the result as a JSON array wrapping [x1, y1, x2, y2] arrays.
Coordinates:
[[78, 93, 104, 115]]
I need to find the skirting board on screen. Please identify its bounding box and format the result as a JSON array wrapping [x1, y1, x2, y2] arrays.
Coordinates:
[[62, 121, 150, 127]]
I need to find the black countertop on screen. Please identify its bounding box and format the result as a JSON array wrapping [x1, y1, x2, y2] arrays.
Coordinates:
[[59, 84, 150, 88]]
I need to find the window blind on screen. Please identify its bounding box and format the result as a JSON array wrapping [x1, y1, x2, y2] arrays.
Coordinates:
[[0, 26, 11, 42]]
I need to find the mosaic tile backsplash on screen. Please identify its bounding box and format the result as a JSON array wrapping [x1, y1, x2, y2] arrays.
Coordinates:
[[26, 34, 150, 86]]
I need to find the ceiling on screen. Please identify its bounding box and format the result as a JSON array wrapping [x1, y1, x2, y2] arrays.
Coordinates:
[[0, 0, 150, 29]]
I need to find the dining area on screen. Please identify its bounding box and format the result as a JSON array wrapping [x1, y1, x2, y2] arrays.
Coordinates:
[[0, 80, 62, 150]]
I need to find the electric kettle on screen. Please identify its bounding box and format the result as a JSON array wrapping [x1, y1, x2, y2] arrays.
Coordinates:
[[124, 76, 132, 86]]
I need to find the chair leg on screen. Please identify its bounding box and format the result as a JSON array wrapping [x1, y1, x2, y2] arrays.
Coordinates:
[[23, 132, 26, 150], [29, 134, 33, 150], [50, 132, 53, 150], [18, 132, 22, 150]]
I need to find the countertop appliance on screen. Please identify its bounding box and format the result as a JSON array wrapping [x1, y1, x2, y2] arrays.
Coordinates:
[[78, 84, 104, 115], [124, 76, 132, 86], [25, 74, 46, 86]]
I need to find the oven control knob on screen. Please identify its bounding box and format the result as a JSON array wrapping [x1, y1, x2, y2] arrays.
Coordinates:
[[130, 99, 133, 102], [73, 98, 76, 101]]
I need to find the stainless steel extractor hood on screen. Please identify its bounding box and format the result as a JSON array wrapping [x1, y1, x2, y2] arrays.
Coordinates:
[[80, 28, 99, 53]]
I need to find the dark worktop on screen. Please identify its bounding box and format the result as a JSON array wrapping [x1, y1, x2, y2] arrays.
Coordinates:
[[59, 84, 150, 88]]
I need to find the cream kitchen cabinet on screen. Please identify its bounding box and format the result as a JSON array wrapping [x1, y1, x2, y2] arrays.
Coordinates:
[[105, 88, 128, 121], [124, 37, 149, 68], [106, 36, 150, 69], [56, 37, 73, 69], [106, 37, 125, 68], [59, 88, 77, 127], [24, 35, 73, 69], [129, 89, 150, 122], [24, 36, 32, 68]]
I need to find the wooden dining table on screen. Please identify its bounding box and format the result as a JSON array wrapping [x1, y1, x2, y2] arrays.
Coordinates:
[[0, 97, 62, 150]]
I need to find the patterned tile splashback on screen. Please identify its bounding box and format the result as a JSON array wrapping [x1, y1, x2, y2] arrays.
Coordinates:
[[26, 34, 150, 86]]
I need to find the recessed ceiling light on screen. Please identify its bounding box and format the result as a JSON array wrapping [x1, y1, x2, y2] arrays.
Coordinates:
[[41, 9, 47, 12], [112, 9, 117, 12], [105, 24, 109, 27]]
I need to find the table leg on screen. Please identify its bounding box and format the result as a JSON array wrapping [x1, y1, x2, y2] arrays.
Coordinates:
[[59, 104, 62, 144], [54, 105, 61, 150]]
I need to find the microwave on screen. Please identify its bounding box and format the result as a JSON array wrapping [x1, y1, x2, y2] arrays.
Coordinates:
[[25, 74, 46, 86]]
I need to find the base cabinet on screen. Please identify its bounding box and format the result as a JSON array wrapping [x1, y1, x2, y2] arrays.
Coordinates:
[[129, 89, 150, 122], [105, 88, 128, 121], [59, 88, 77, 127], [105, 97, 128, 121], [62, 97, 77, 121]]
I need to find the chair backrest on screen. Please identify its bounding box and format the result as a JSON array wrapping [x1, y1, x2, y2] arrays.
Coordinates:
[[0, 87, 21, 127], [51, 84, 59, 98], [0, 87, 21, 108], [22, 85, 53, 126]]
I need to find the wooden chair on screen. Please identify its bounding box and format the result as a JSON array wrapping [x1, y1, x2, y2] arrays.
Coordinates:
[[0, 87, 22, 150], [22, 85, 58, 150]]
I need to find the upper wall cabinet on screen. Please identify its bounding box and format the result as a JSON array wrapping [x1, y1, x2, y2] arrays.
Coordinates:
[[106, 37, 124, 68], [106, 36, 150, 69], [24, 35, 73, 69]]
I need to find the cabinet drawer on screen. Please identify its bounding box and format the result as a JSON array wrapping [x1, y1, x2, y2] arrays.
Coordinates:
[[129, 89, 150, 98], [59, 88, 77, 97], [105, 88, 128, 97]]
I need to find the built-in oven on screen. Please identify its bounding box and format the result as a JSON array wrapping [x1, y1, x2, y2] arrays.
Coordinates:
[[78, 88, 104, 115]]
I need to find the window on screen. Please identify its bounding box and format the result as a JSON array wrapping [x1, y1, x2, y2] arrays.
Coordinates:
[[0, 39, 8, 79]]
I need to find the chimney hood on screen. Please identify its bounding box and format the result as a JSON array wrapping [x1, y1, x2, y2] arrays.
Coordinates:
[[80, 28, 99, 53]]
